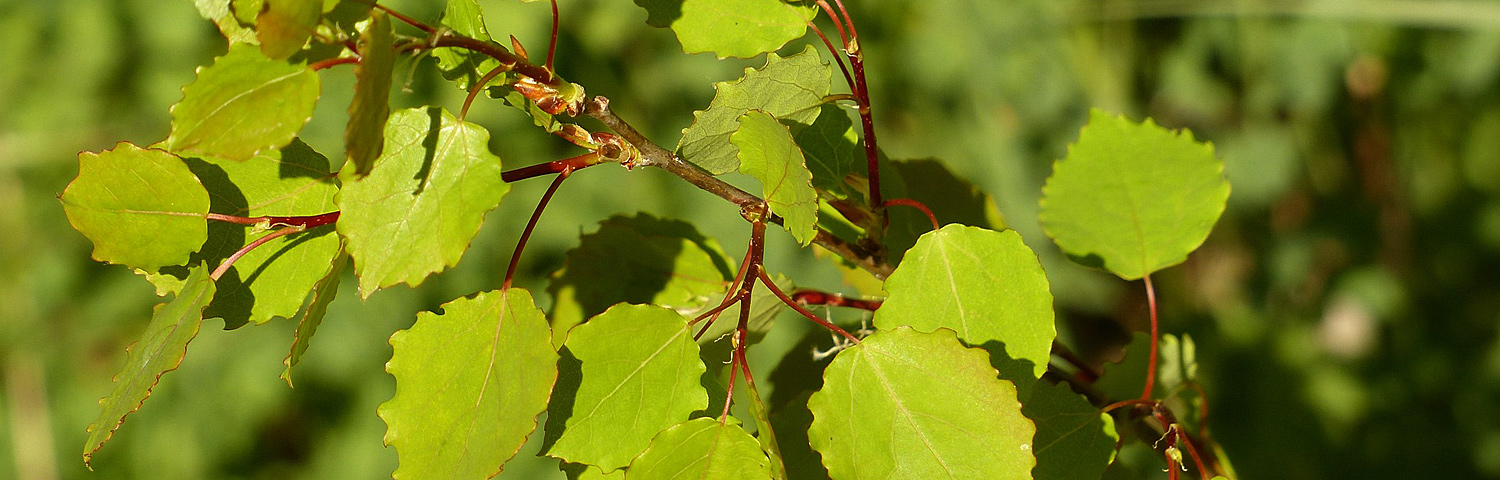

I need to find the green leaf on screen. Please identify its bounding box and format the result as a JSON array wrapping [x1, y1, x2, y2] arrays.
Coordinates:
[[379, 289, 557, 480], [281, 248, 347, 386], [1040, 109, 1230, 280], [793, 104, 862, 196], [1158, 333, 1198, 393], [186, 139, 342, 326], [166, 44, 321, 160], [336, 107, 510, 298], [734, 110, 818, 245], [433, 0, 510, 90], [547, 213, 734, 346], [807, 327, 1036, 479], [345, 9, 395, 177], [84, 266, 215, 466], [628, 418, 772, 480], [874, 225, 1055, 378], [1022, 380, 1119, 480], [256, 0, 321, 59], [632, 0, 683, 28], [672, 0, 814, 59], [61, 143, 210, 271], [194, 0, 259, 44], [678, 46, 829, 175], [545, 304, 708, 472]]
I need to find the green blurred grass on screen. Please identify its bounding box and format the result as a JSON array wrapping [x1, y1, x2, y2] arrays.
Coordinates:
[[5, 0, 1500, 478]]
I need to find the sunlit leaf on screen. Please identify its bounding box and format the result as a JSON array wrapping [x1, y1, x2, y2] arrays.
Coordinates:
[[194, 0, 259, 44], [61, 143, 210, 271], [84, 266, 215, 467], [875, 225, 1055, 378], [256, 0, 321, 59], [628, 418, 772, 480], [545, 304, 708, 472], [1040, 109, 1230, 279], [807, 327, 1035, 479], [794, 104, 862, 196], [166, 44, 320, 160], [547, 213, 733, 346], [734, 110, 818, 245], [433, 0, 510, 90], [672, 0, 814, 59], [679, 46, 829, 174], [345, 9, 395, 177], [380, 289, 557, 479], [337, 107, 510, 298]]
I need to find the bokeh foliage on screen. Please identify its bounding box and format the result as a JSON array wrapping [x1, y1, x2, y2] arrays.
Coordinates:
[[4, 0, 1500, 478]]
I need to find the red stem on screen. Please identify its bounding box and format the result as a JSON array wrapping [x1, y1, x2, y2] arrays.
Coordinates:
[[808, 21, 856, 94], [790, 289, 882, 311], [546, 0, 559, 71], [206, 212, 340, 229], [1142, 274, 1160, 400], [813, 1, 849, 47], [501, 153, 601, 183], [758, 269, 860, 344], [460, 64, 511, 120], [373, 3, 436, 34], [310, 56, 359, 71], [503, 167, 571, 289], [832, 0, 858, 39], [1178, 426, 1212, 480], [881, 198, 938, 230], [211, 226, 304, 281]]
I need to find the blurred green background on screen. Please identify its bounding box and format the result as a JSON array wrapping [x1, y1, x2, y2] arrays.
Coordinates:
[[4, 0, 1500, 478]]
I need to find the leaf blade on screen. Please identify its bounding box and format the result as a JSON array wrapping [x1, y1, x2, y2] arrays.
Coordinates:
[[734, 110, 818, 245], [165, 44, 321, 160], [672, 0, 813, 59], [629, 418, 772, 480], [345, 9, 395, 177], [60, 143, 210, 271], [678, 46, 829, 175]]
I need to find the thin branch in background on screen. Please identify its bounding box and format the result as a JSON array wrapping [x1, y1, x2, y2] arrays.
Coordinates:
[[1141, 274, 1160, 400], [212, 226, 305, 281], [881, 198, 938, 230], [503, 168, 572, 289]]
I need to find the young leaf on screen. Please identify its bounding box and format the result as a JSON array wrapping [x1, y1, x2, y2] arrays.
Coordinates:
[[84, 266, 216, 466], [433, 0, 510, 90], [807, 327, 1036, 479], [165, 44, 320, 160], [186, 140, 342, 326], [671, 0, 814, 59], [281, 247, 347, 386], [379, 289, 557, 480], [547, 214, 733, 346], [1040, 109, 1230, 280], [255, 0, 321, 60], [61, 143, 210, 271], [628, 418, 772, 480], [734, 110, 818, 245], [678, 46, 829, 175], [345, 9, 395, 177], [874, 225, 1055, 378], [545, 304, 708, 472], [337, 107, 511, 298]]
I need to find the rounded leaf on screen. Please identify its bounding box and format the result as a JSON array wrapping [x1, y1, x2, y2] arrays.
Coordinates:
[[61, 143, 210, 271], [808, 327, 1036, 479], [1040, 109, 1230, 279], [628, 418, 772, 480], [672, 0, 814, 59], [166, 44, 320, 160]]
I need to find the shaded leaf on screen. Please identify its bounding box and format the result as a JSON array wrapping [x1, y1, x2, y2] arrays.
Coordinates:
[[1040, 109, 1230, 280], [256, 0, 321, 59], [281, 247, 347, 386], [875, 225, 1055, 378], [1019, 378, 1119, 480], [678, 46, 829, 174], [632, 0, 684, 28], [734, 110, 818, 245], [545, 304, 708, 472], [185, 139, 342, 326], [345, 9, 395, 177], [807, 327, 1036, 479], [166, 44, 320, 160], [673, 0, 814, 59], [547, 213, 733, 346], [379, 289, 557, 479], [84, 266, 216, 466], [881, 158, 1007, 262], [61, 143, 210, 271], [628, 418, 772, 480], [336, 107, 510, 297], [793, 104, 862, 195]]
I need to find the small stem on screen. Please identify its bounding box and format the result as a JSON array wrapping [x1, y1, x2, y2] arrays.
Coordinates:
[[503, 168, 571, 289], [1177, 426, 1211, 480], [790, 289, 882, 311], [881, 198, 938, 230], [832, 0, 859, 39], [1051, 340, 1101, 384], [310, 56, 360, 71], [206, 212, 341, 229], [430, 34, 552, 85], [813, 1, 849, 46], [211, 226, 304, 281], [502, 152, 602, 183], [460, 64, 511, 120], [373, 3, 436, 34], [546, 0, 559, 71], [808, 21, 856, 94], [758, 269, 860, 344], [1101, 398, 1156, 414], [1142, 274, 1160, 400]]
